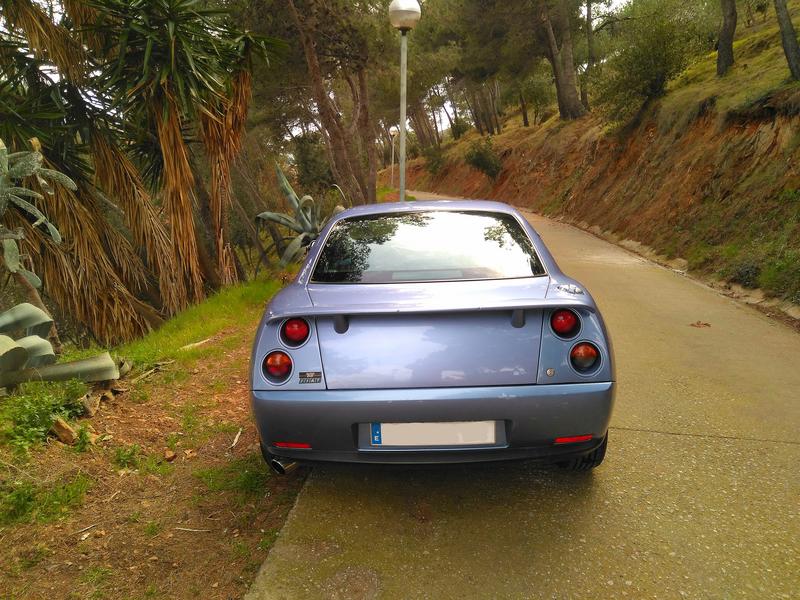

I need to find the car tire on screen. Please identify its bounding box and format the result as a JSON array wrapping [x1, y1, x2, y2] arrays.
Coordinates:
[[557, 433, 608, 471]]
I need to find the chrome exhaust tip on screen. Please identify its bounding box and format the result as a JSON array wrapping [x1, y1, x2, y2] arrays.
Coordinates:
[[269, 457, 298, 475]]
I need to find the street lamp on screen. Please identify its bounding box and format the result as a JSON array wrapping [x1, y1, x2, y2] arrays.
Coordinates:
[[389, 0, 421, 202], [389, 126, 399, 189]]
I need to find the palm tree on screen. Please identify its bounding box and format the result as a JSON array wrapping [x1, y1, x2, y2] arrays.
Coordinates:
[[0, 0, 274, 343]]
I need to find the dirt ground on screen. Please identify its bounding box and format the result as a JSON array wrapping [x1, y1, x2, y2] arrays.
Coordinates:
[[0, 328, 305, 600]]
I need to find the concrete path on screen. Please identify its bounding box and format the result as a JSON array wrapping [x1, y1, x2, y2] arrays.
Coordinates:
[[247, 191, 799, 599]]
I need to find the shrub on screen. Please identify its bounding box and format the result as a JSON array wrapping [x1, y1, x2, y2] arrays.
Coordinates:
[[728, 260, 761, 288], [758, 252, 800, 303], [423, 145, 446, 175], [465, 138, 502, 180], [449, 117, 470, 140], [596, 0, 718, 124]]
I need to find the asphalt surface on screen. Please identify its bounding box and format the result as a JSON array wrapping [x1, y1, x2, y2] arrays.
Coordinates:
[[246, 191, 800, 599]]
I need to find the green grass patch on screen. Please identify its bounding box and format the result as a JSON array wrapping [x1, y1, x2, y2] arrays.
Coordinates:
[[193, 453, 270, 500], [111, 444, 172, 476], [143, 520, 161, 537], [81, 566, 112, 585], [0, 473, 91, 525], [0, 380, 88, 453]]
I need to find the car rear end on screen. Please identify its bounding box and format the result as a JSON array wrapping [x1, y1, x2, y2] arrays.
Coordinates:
[[250, 202, 615, 468]]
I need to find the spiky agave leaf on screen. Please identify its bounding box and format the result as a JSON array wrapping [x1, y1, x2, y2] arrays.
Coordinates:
[[279, 232, 313, 268], [255, 211, 305, 234], [2, 238, 19, 272]]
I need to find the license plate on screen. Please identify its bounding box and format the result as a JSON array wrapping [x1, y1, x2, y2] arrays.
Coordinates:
[[370, 421, 497, 447]]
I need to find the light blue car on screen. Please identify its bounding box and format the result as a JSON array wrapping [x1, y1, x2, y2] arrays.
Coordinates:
[[250, 201, 614, 474]]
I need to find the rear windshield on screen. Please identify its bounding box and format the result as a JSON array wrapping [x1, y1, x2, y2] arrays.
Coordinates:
[[311, 210, 547, 284]]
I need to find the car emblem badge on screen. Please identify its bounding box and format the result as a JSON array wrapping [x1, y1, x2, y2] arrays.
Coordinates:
[[299, 371, 322, 384]]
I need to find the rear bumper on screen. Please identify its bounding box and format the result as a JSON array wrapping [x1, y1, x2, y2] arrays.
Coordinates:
[[250, 382, 614, 465]]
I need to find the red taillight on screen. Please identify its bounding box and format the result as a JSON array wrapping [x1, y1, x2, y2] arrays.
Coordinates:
[[551, 309, 580, 338], [264, 351, 292, 381], [282, 318, 310, 346], [273, 441, 311, 449], [554, 434, 593, 444], [570, 343, 599, 372]]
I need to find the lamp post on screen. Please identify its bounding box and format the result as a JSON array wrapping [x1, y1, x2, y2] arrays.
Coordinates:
[[389, 0, 421, 202], [389, 126, 399, 188]]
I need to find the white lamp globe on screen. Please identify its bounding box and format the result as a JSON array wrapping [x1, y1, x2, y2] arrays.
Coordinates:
[[388, 0, 421, 31]]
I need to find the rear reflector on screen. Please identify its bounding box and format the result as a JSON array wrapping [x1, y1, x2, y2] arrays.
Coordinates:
[[554, 435, 593, 445], [273, 442, 311, 449]]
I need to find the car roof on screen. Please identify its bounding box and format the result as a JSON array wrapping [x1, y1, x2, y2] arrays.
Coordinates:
[[334, 200, 522, 220]]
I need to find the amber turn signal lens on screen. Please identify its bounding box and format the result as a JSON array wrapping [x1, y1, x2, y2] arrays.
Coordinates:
[[570, 343, 599, 372], [264, 351, 292, 381], [551, 309, 580, 338], [282, 318, 310, 345]]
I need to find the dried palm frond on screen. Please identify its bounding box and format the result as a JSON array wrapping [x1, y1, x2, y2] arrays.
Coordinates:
[[200, 107, 237, 286], [10, 183, 160, 344], [61, 0, 104, 53], [198, 62, 254, 285], [0, 0, 88, 83], [90, 134, 188, 313], [228, 67, 252, 151], [154, 92, 206, 302]]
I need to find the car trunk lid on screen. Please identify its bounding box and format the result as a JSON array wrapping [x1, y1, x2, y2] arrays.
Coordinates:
[[308, 278, 548, 390]]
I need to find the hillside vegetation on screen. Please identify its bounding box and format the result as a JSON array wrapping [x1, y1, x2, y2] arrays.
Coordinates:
[[400, 9, 800, 309]]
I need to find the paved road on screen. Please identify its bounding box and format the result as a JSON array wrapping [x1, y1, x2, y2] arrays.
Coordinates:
[[247, 191, 800, 599]]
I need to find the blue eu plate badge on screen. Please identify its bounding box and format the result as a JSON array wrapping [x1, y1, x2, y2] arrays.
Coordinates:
[[370, 423, 382, 445]]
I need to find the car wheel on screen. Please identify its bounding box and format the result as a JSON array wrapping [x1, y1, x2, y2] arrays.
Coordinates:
[[557, 433, 608, 471]]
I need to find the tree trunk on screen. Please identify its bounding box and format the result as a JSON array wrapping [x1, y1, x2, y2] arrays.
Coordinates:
[[191, 171, 223, 291], [488, 82, 502, 133], [774, 0, 800, 79], [582, 0, 595, 109], [466, 91, 484, 135], [356, 69, 377, 203], [519, 91, 530, 127], [539, 1, 586, 120], [285, 0, 367, 204], [478, 89, 495, 135], [717, 0, 738, 76]]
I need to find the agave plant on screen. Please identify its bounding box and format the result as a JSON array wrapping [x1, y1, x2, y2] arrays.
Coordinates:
[[0, 303, 119, 388], [0, 138, 71, 288], [256, 164, 344, 267], [0, 139, 118, 387]]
